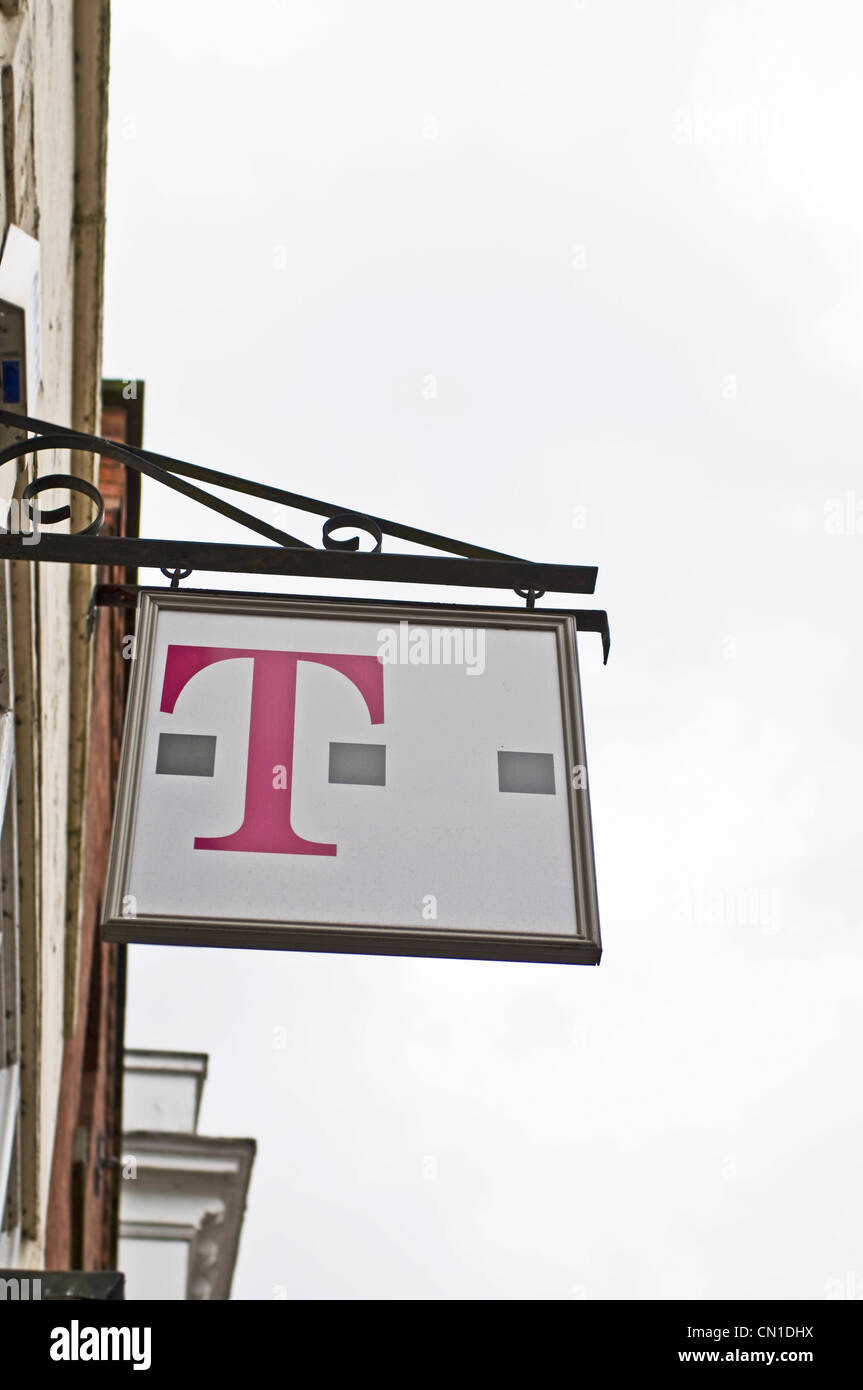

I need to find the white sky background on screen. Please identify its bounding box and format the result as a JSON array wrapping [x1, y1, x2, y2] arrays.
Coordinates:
[[103, 1, 863, 1299]]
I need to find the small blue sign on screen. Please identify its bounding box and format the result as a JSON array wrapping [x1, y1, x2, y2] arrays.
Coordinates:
[[2, 358, 21, 404]]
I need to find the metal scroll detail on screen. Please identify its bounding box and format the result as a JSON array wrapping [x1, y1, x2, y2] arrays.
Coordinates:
[[0, 409, 605, 621], [0, 413, 521, 559], [1, 468, 104, 538], [0, 426, 311, 548], [19, 473, 106, 536], [321, 512, 383, 554]]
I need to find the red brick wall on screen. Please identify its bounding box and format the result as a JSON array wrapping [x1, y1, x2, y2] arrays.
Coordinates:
[[44, 410, 137, 1270]]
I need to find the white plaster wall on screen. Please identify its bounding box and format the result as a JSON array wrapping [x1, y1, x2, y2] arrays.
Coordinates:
[[123, 1072, 202, 1135], [0, 0, 86, 1258], [118, 1236, 190, 1301], [30, 0, 76, 1239]]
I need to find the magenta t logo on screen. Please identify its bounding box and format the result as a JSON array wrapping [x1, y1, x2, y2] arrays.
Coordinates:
[[160, 645, 384, 855]]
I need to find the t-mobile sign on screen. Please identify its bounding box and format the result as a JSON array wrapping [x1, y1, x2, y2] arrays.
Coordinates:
[[103, 593, 601, 965]]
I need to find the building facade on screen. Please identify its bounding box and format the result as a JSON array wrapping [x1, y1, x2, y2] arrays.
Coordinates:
[[0, 0, 111, 1268], [0, 10, 256, 1295], [120, 1051, 256, 1300], [42, 380, 142, 1273]]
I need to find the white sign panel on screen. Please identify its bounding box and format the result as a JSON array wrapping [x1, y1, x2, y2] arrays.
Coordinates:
[[103, 593, 601, 965]]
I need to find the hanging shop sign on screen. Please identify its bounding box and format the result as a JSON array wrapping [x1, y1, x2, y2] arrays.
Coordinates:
[[102, 591, 602, 965]]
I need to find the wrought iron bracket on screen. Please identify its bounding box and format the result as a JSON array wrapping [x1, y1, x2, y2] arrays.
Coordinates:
[[0, 408, 605, 615]]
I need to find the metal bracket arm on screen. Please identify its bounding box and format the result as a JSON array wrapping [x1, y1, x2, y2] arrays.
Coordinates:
[[0, 409, 601, 601]]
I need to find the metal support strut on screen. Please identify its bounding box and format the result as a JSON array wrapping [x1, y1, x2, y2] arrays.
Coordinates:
[[0, 409, 610, 659]]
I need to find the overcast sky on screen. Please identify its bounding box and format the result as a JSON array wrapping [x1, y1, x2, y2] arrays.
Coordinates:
[[103, 1, 862, 1299]]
